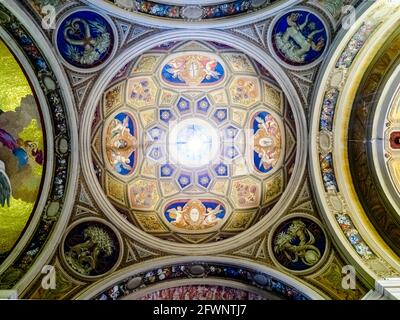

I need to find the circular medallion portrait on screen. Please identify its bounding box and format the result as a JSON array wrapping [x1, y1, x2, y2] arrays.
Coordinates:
[[270, 9, 329, 68], [62, 220, 121, 278], [55, 9, 115, 70], [271, 216, 327, 272]]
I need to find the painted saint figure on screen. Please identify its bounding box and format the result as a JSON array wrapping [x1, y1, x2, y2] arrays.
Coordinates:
[[166, 200, 225, 231], [274, 11, 327, 65], [105, 114, 137, 175], [162, 54, 224, 87], [0, 127, 43, 207], [252, 112, 281, 173]]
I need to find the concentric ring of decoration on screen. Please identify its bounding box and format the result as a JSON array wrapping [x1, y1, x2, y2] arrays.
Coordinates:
[[91, 40, 297, 245], [83, 0, 301, 28], [73, 256, 325, 300], [346, 27, 400, 258], [0, 2, 78, 291], [369, 64, 400, 254], [81, 30, 307, 256], [309, 0, 400, 284]]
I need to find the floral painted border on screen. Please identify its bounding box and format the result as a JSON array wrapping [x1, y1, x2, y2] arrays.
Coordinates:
[[94, 262, 309, 300], [0, 4, 72, 288]]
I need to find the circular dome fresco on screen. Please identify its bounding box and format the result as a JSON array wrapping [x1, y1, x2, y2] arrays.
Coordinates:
[[91, 40, 297, 244]]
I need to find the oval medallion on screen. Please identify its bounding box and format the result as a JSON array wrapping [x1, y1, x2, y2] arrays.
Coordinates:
[[105, 112, 138, 176]]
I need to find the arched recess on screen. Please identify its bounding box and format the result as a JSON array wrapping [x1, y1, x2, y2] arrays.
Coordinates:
[[80, 29, 308, 256], [74, 256, 326, 300], [0, 2, 79, 294], [309, 0, 400, 287], [120, 279, 281, 300], [82, 0, 301, 29], [347, 32, 400, 258], [370, 65, 400, 232]]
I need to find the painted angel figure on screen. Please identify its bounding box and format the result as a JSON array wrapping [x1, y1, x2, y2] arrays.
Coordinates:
[[258, 149, 277, 170], [106, 115, 137, 175], [166, 58, 186, 80], [110, 116, 129, 138], [264, 114, 279, 135], [110, 150, 132, 173], [253, 115, 281, 171], [204, 205, 222, 226], [167, 206, 185, 228], [200, 57, 220, 80], [0, 127, 34, 207]]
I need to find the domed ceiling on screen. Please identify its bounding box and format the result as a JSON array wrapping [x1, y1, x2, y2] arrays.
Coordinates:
[[91, 40, 297, 244]]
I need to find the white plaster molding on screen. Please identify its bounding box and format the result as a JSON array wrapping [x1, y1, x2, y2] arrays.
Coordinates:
[[0, 290, 18, 300], [363, 278, 400, 300]]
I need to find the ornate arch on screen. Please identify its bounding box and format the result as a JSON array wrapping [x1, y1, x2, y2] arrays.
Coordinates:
[[74, 256, 325, 300], [309, 0, 400, 285], [82, 0, 301, 29], [0, 2, 79, 292], [0, 0, 386, 300]]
